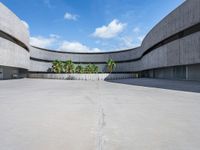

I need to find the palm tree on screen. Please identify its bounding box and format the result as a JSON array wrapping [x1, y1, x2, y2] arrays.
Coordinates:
[[75, 65, 84, 73], [84, 64, 99, 74], [106, 58, 116, 73], [91, 64, 99, 73], [84, 64, 92, 74], [64, 60, 75, 73], [52, 60, 63, 73]]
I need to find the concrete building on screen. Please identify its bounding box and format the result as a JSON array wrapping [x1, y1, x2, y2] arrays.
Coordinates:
[[0, 0, 200, 80]]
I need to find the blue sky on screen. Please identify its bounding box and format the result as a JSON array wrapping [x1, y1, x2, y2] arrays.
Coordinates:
[[2, 0, 184, 52]]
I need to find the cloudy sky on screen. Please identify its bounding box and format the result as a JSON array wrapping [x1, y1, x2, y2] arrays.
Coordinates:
[[2, 0, 184, 52]]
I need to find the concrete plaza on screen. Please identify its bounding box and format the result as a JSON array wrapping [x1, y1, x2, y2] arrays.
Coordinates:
[[0, 78, 200, 150]]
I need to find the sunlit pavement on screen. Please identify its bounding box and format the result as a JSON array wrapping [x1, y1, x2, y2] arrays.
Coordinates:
[[0, 78, 200, 150]]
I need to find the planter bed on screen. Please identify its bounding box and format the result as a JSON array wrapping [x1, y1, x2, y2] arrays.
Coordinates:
[[28, 73, 134, 80]]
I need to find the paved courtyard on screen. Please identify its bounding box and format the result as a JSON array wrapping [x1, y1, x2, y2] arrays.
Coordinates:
[[0, 78, 200, 150]]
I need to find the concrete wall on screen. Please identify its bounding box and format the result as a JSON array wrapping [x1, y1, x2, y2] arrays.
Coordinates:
[[187, 64, 200, 81], [0, 3, 29, 46], [0, 1, 200, 80], [141, 0, 200, 52], [29, 46, 137, 72], [0, 66, 18, 79], [0, 3, 30, 79], [29, 0, 200, 76], [0, 37, 30, 69], [28, 73, 134, 80]]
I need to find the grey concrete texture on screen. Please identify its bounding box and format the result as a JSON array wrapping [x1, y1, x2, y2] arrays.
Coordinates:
[[179, 32, 200, 65], [0, 0, 200, 79], [30, 60, 51, 72], [0, 38, 30, 70], [0, 66, 19, 79], [28, 73, 134, 80], [141, 0, 200, 51], [30, 29, 200, 73], [30, 46, 135, 63], [188, 64, 200, 80], [0, 2, 30, 71], [0, 78, 200, 150], [0, 2, 29, 47]]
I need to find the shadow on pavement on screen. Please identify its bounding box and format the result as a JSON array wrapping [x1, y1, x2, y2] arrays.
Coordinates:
[[106, 78, 200, 93]]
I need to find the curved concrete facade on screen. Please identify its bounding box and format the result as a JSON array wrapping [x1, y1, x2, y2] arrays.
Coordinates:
[[1, 0, 200, 80], [0, 3, 30, 79]]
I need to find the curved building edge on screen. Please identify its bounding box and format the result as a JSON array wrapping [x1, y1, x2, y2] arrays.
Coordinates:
[[0, 3, 30, 79], [0, 0, 200, 80]]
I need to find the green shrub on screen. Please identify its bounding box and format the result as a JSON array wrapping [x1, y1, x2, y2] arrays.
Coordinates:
[[84, 64, 92, 74], [64, 60, 75, 73], [75, 65, 84, 73], [84, 64, 99, 74], [91, 64, 99, 73], [52, 60, 100, 74], [52, 60, 64, 73]]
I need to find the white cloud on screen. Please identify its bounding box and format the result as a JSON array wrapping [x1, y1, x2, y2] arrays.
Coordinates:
[[118, 34, 146, 49], [64, 12, 79, 21], [30, 35, 58, 48], [133, 27, 140, 33], [21, 20, 29, 29], [30, 34, 102, 52], [58, 41, 102, 52], [120, 36, 136, 48], [92, 19, 126, 39], [49, 34, 60, 39], [138, 35, 145, 42]]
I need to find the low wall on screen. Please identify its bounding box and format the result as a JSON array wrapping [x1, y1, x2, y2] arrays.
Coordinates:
[[28, 73, 134, 80]]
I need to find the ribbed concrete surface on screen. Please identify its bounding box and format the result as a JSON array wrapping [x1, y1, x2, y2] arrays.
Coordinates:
[[0, 79, 200, 150], [28, 73, 134, 80], [0, 3, 30, 70], [0, 38, 30, 70], [0, 3, 29, 48]]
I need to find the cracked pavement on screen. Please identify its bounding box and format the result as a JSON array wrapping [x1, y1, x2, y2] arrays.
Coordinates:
[[0, 78, 200, 150]]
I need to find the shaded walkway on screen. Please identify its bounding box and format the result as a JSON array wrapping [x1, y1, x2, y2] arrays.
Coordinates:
[[107, 78, 200, 93]]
